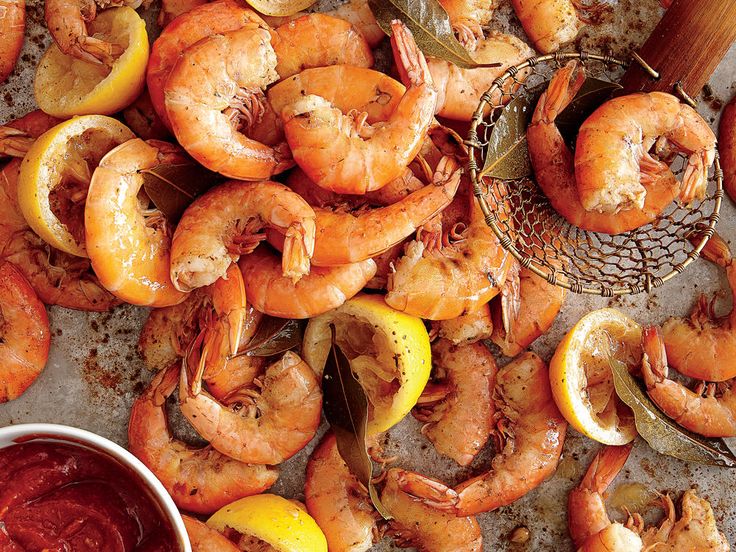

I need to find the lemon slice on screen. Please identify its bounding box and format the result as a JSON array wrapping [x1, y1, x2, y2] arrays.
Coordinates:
[[549, 308, 640, 445], [17, 116, 135, 257], [34, 7, 148, 117], [207, 495, 327, 552], [303, 293, 431, 435]]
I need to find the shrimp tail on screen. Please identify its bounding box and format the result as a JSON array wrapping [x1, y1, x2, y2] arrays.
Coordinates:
[[500, 260, 521, 337], [390, 20, 434, 89], [395, 470, 459, 512], [281, 219, 316, 282], [77, 35, 124, 66], [641, 325, 668, 389], [580, 444, 633, 494], [680, 149, 714, 205], [694, 230, 733, 268], [0, 127, 34, 158], [531, 60, 586, 125]]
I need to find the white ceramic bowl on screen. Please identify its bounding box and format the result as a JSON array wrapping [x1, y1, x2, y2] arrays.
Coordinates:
[[0, 423, 191, 552]]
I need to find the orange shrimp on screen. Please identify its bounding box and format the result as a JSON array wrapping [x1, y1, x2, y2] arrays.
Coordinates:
[[43, 0, 142, 65], [239, 245, 376, 319], [491, 266, 566, 357], [169, 180, 316, 291], [182, 515, 239, 552], [413, 339, 496, 466], [128, 365, 278, 514], [305, 432, 380, 552], [528, 60, 682, 234], [568, 444, 643, 551], [569, 444, 729, 551], [381, 468, 483, 552], [281, 20, 437, 194], [438, 0, 495, 49], [163, 23, 292, 180], [179, 351, 322, 465], [121, 90, 170, 141], [661, 231, 736, 382], [0, 0, 24, 83], [454, 352, 567, 515], [147, 1, 268, 130], [270, 13, 373, 79], [157, 0, 206, 27], [85, 138, 189, 307], [575, 88, 716, 214], [641, 325, 736, 437], [432, 303, 494, 345], [138, 264, 246, 379], [510, 0, 582, 53], [0, 261, 51, 403], [385, 183, 515, 320], [720, 95, 736, 203], [428, 32, 533, 121]]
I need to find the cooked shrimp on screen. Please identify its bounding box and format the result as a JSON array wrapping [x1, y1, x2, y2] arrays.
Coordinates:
[[661, 231, 736, 381], [528, 61, 682, 234], [44, 0, 143, 65], [454, 352, 567, 515], [0, 0, 24, 82], [428, 32, 533, 121], [0, 114, 119, 312], [182, 515, 239, 552], [0, 128, 34, 158], [138, 264, 246, 376], [204, 354, 265, 404], [491, 266, 566, 357], [575, 90, 716, 214], [0, 261, 51, 403], [164, 24, 292, 180], [157, 0, 206, 27], [641, 325, 736, 437], [510, 0, 581, 53], [239, 245, 376, 319], [179, 351, 322, 465], [432, 303, 494, 345], [170, 180, 316, 291], [147, 1, 268, 130], [438, 0, 494, 49], [720, 95, 736, 203], [381, 468, 482, 552], [281, 20, 437, 194], [305, 432, 380, 552], [85, 139, 189, 307], [271, 13, 373, 79], [413, 339, 496, 466], [385, 183, 516, 320], [569, 444, 729, 551], [128, 365, 279, 514], [568, 444, 643, 551]]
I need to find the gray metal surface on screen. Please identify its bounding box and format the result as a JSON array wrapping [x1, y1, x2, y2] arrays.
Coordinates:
[[2, 0, 736, 549]]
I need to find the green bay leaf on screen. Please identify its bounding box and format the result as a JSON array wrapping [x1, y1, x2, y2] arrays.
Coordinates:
[[141, 162, 220, 223], [240, 316, 305, 357]]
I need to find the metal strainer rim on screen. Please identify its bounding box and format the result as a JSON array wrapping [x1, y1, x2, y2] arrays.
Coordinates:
[[466, 50, 723, 297]]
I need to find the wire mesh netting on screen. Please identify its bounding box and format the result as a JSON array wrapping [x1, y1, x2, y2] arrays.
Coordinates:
[[467, 52, 723, 296]]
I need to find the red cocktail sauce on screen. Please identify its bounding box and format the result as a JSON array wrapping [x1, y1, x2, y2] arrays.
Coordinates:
[[0, 440, 178, 551]]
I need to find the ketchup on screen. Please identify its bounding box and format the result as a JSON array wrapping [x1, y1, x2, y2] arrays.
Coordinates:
[[0, 441, 179, 552]]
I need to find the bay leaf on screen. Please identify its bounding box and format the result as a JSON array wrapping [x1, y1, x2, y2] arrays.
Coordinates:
[[610, 357, 736, 468], [240, 316, 304, 357], [242, 0, 316, 16], [141, 162, 220, 223], [557, 78, 622, 147], [368, 0, 479, 69], [322, 328, 393, 519], [478, 89, 538, 180]]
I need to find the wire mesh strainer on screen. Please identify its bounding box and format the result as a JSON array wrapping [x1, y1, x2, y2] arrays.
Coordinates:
[[466, 51, 723, 296]]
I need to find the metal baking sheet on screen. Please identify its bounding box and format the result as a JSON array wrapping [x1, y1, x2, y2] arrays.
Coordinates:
[[2, 0, 736, 549]]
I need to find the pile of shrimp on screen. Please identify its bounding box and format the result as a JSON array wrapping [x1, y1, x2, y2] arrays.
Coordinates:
[[2, 0, 733, 549]]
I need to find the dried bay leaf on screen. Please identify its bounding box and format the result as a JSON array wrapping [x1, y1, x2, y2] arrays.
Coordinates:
[[240, 316, 305, 357], [610, 357, 736, 468], [368, 0, 479, 68], [322, 328, 393, 519], [557, 78, 622, 147], [141, 162, 220, 223]]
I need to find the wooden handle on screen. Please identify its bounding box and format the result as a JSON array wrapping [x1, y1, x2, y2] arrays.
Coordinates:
[[619, 0, 736, 97]]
